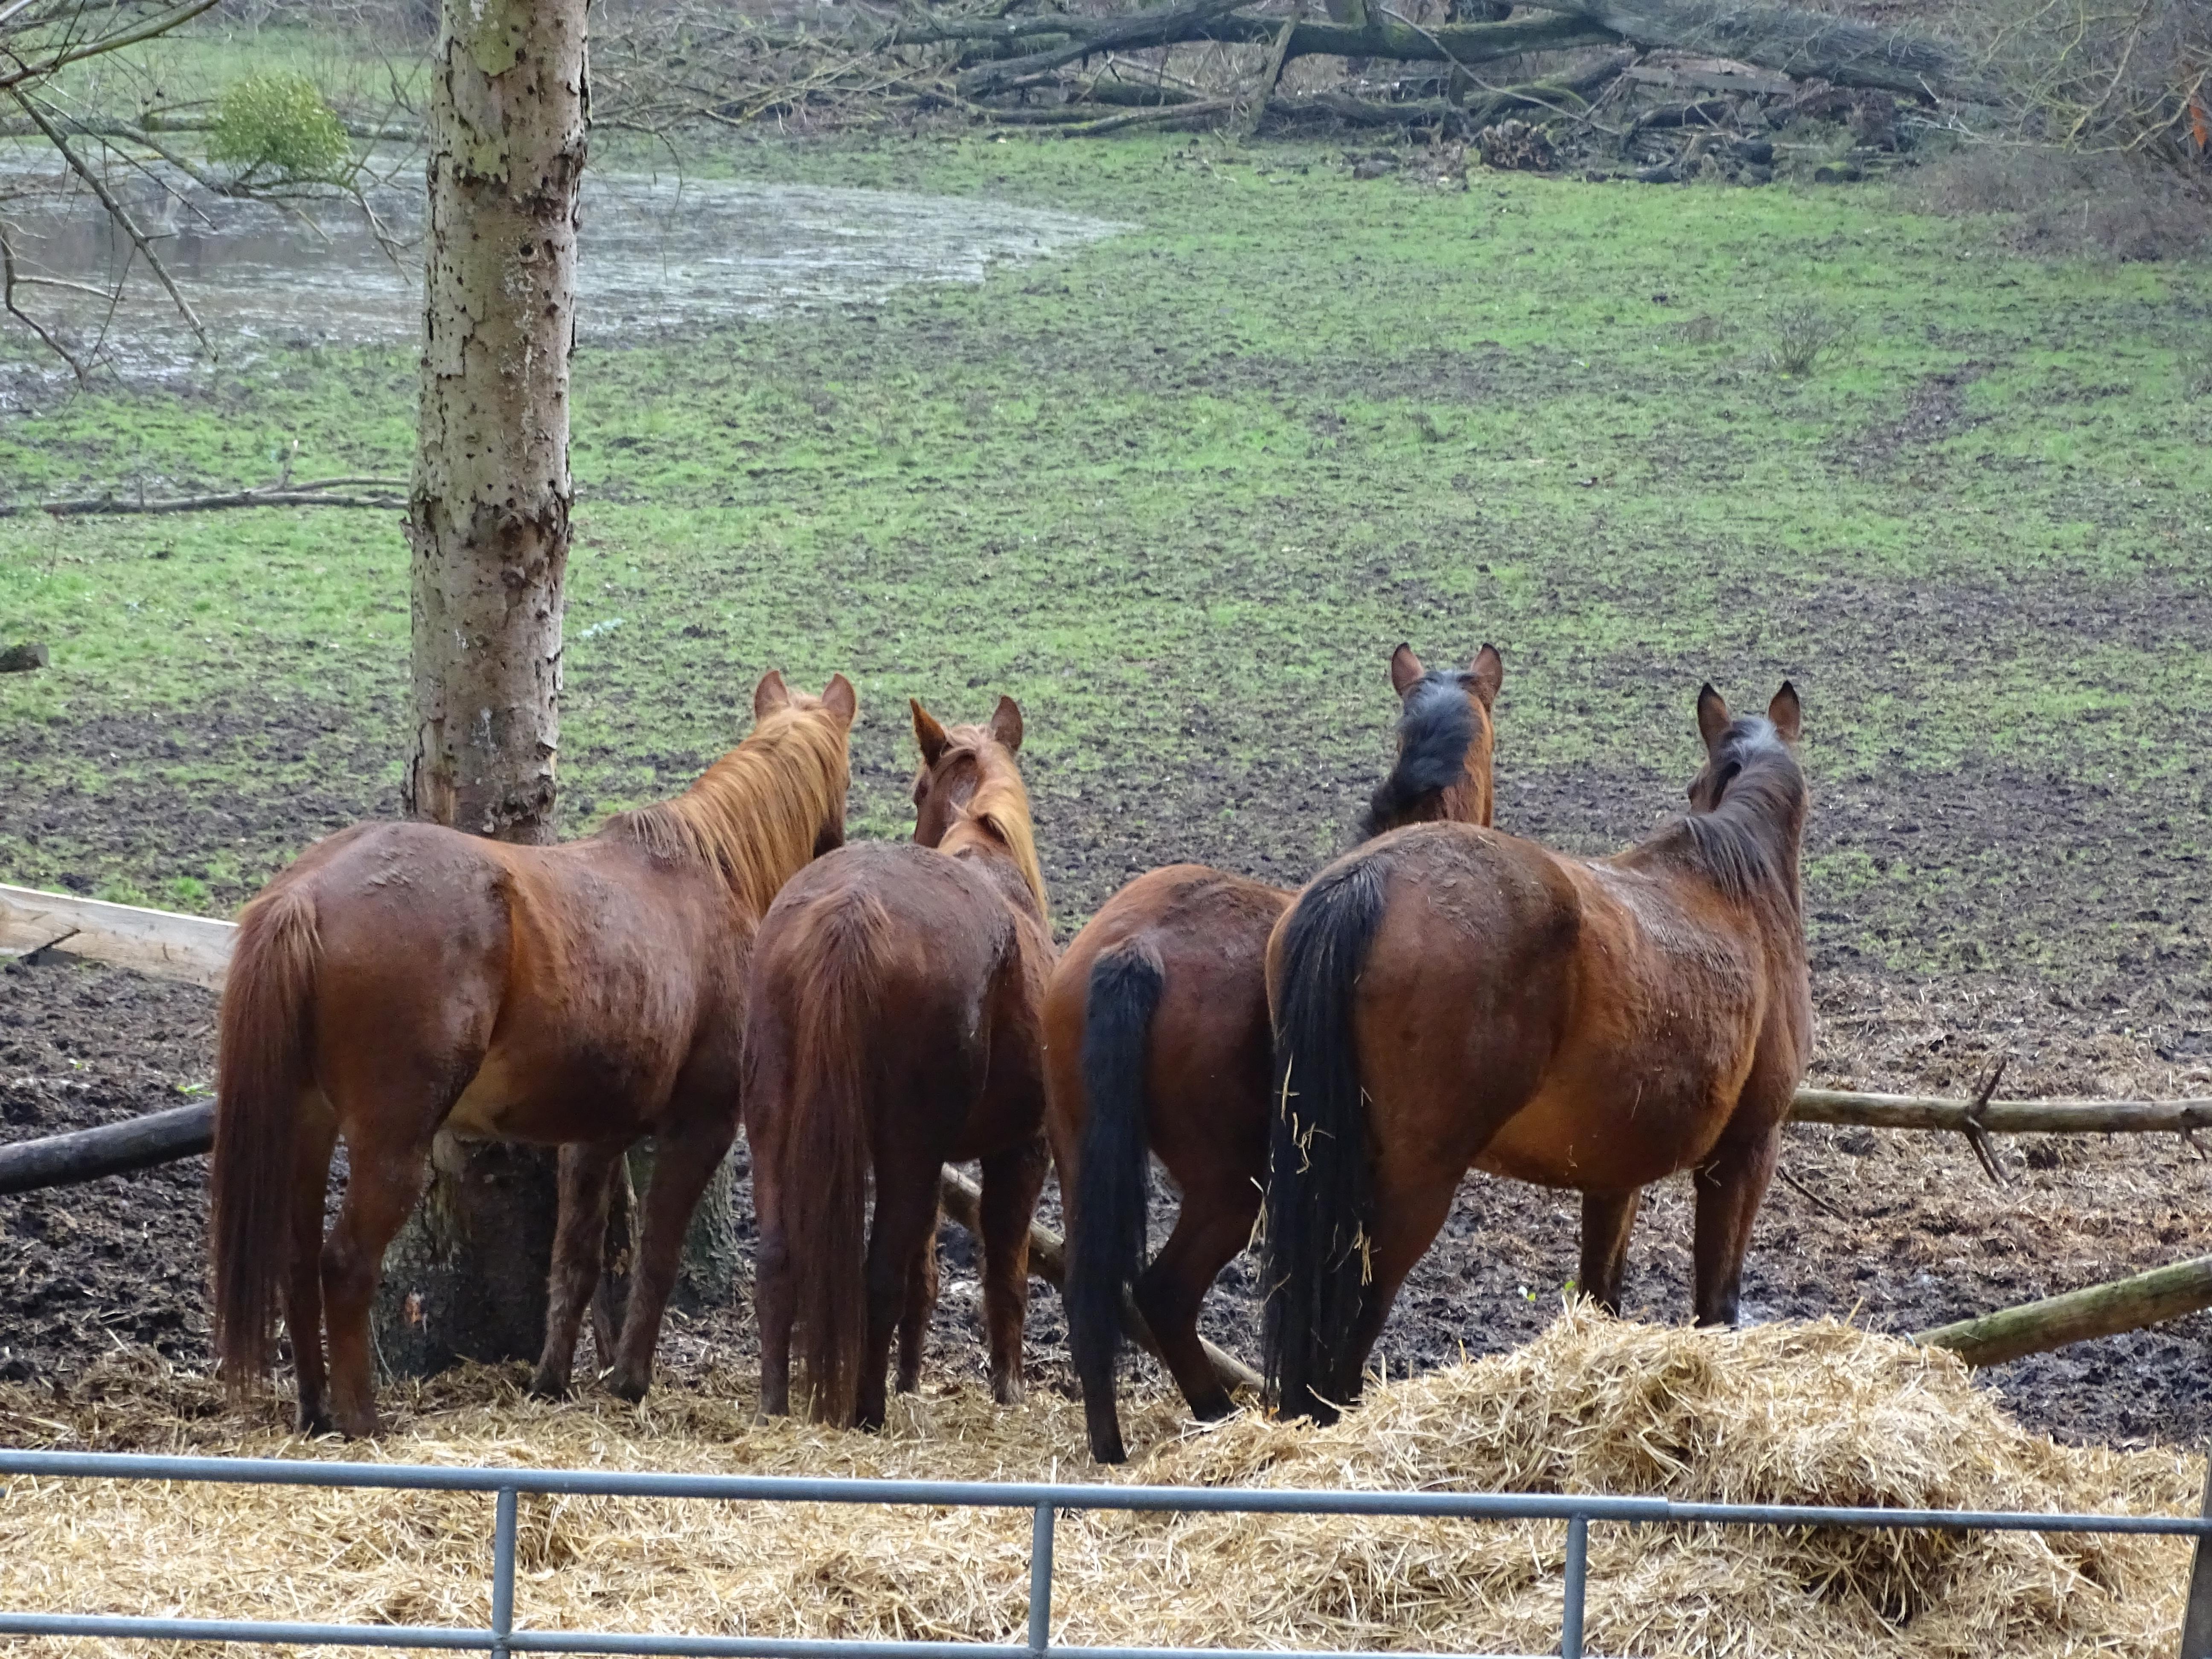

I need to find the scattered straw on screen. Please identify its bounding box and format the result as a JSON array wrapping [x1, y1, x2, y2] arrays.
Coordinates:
[[1, 1312, 2199, 1657]]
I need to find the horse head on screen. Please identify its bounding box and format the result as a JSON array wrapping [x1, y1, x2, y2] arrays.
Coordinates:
[[1362, 641, 1503, 838], [752, 668, 859, 856], [1686, 681, 1802, 814]]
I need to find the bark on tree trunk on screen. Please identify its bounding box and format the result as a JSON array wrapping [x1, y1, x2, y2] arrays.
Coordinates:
[[374, 0, 591, 1381]]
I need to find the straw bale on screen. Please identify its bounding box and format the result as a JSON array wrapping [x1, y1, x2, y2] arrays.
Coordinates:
[[0, 1312, 2198, 1658]]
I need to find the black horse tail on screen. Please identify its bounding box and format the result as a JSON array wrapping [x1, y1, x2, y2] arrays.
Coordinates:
[[1263, 855, 1388, 1424], [1065, 940, 1164, 1441]]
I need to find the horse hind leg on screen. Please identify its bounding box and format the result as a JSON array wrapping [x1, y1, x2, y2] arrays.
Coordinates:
[[977, 1135, 1051, 1408], [859, 1161, 944, 1430], [608, 1111, 739, 1404], [1332, 1174, 1460, 1416], [320, 1118, 439, 1439], [896, 1211, 940, 1395], [284, 1094, 341, 1434], [531, 1140, 627, 1400], [1135, 1173, 1259, 1423], [1691, 1123, 1782, 1327], [1577, 1188, 1642, 1316]]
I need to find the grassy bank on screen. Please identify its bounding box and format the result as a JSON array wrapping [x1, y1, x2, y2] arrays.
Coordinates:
[[3, 134, 2208, 1058]]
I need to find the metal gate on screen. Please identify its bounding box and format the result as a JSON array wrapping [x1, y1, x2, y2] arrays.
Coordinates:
[[3, 1447, 2209, 1658]]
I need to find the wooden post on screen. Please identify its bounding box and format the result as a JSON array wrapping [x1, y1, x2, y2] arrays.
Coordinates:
[[2184, 1455, 2212, 1659]]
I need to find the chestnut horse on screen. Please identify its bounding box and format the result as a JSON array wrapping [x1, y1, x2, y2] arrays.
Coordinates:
[[1047, 643, 1502, 1463], [1260, 684, 1809, 1421], [210, 672, 857, 1438], [746, 695, 1055, 1428]]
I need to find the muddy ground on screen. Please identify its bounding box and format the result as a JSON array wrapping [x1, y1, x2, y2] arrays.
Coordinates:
[[7, 951, 2209, 1452]]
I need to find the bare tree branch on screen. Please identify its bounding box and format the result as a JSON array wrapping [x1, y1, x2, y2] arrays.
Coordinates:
[[7, 85, 212, 356]]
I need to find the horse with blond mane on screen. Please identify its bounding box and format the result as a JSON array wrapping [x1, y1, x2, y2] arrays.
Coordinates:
[[209, 671, 857, 1438], [745, 695, 1055, 1428]]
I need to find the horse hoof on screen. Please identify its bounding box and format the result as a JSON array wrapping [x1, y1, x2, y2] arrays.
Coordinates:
[[1089, 1435, 1127, 1466], [527, 1369, 571, 1402], [297, 1408, 332, 1437], [1191, 1392, 1237, 1423], [991, 1377, 1025, 1409], [605, 1370, 650, 1405], [335, 1408, 381, 1440]]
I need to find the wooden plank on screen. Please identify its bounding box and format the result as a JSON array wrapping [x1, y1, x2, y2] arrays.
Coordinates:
[[0, 882, 234, 989], [1915, 1255, 2212, 1368], [1791, 1089, 2212, 1136], [0, 1101, 215, 1196]]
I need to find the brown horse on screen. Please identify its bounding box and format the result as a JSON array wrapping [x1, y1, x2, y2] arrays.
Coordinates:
[[745, 695, 1055, 1428], [1046, 643, 1502, 1463], [209, 672, 857, 1438], [1260, 684, 1809, 1421]]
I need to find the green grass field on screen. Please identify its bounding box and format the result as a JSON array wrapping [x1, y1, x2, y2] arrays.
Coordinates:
[[4, 128, 2209, 1048]]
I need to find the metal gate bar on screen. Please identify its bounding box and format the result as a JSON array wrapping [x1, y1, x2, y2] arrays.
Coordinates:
[[3, 1448, 2206, 1659]]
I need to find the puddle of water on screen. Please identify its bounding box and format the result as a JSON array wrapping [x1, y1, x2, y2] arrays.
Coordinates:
[[0, 151, 1122, 387]]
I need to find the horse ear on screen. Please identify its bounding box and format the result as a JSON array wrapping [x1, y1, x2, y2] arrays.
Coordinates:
[[754, 669, 792, 721], [1389, 643, 1424, 698], [1767, 681, 1802, 743], [989, 694, 1025, 754], [821, 674, 858, 728], [1696, 683, 1732, 749], [1469, 643, 1503, 709], [911, 698, 949, 767]]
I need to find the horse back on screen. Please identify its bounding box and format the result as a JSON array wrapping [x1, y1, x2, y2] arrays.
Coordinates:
[[1048, 864, 1286, 1165], [281, 819, 744, 1141]]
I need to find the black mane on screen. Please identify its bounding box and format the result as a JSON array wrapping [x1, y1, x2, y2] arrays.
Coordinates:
[[1662, 717, 1807, 902], [1360, 671, 1479, 841]]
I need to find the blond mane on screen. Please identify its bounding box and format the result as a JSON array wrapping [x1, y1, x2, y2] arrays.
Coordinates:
[[611, 707, 850, 917], [940, 736, 1048, 919]]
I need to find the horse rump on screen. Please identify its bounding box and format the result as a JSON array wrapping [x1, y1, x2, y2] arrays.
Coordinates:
[[210, 885, 321, 1394], [1065, 939, 1165, 1433], [1263, 856, 1388, 1424]]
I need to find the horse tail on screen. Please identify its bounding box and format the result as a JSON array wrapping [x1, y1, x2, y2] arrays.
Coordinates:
[[210, 884, 322, 1397], [783, 891, 888, 1425], [1065, 939, 1164, 1415], [1262, 855, 1388, 1424]]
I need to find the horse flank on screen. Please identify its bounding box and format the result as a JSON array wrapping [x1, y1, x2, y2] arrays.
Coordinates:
[[940, 736, 1049, 917], [611, 707, 851, 917]]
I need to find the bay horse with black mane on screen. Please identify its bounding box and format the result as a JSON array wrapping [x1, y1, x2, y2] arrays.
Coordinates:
[[209, 671, 857, 1438], [1046, 643, 1501, 1464], [1263, 683, 1809, 1423], [746, 695, 1055, 1428]]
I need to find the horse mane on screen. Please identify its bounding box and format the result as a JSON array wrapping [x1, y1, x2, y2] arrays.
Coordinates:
[[941, 735, 1049, 918], [608, 707, 849, 917], [1648, 720, 1807, 904], [1359, 671, 1481, 841]]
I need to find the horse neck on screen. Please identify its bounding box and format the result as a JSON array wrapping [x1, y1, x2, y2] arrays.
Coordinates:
[[939, 753, 1048, 926], [1711, 758, 1808, 922], [1446, 723, 1496, 827], [652, 715, 844, 917]]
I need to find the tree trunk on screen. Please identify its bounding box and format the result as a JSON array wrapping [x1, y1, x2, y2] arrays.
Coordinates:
[[375, 0, 590, 1382]]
